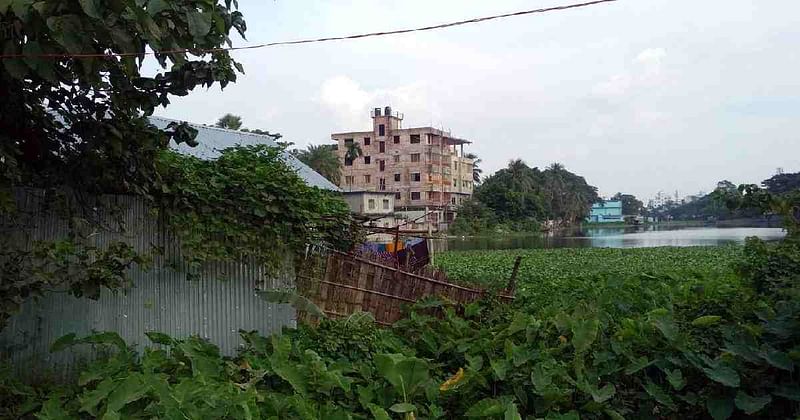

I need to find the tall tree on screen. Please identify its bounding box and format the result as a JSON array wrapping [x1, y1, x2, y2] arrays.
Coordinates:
[[762, 172, 800, 194], [1, 0, 247, 197], [296, 144, 341, 184], [344, 142, 363, 165], [611, 193, 644, 215], [465, 153, 483, 184], [540, 163, 599, 223], [215, 114, 243, 130]]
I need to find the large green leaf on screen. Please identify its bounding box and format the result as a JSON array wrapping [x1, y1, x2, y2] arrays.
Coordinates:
[[106, 373, 149, 412], [504, 402, 521, 420], [701, 363, 740, 387], [146, 0, 170, 15], [465, 398, 506, 417], [652, 314, 679, 343], [367, 404, 391, 420], [624, 356, 651, 375], [375, 353, 430, 397], [79, 378, 115, 416], [45, 15, 86, 53], [531, 363, 553, 392], [50, 333, 78, 352], [760, 348, 794, 371], [145, 331, 174, 346], [571, 318, 599, 353], [36, 395, 74, 420], [590, 383, 616, 403], [734, 391, 771, 415], [773, 384, 800, 402], [187, 11, 212, 39], [643, 380, 675, 410], [691, 315, 722, 327], [490, 358, 509, 380], [389, 403, 416, 413], [78, 0, 102, 19], [272, 362, 308, 396], [706, 396, 734, 420], [664, 368, 685, 390]]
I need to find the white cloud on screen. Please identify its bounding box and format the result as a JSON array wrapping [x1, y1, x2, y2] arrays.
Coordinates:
[[593, 47, 669, 100], [635, 47, 667, 66], [317, 76, 439, 129]]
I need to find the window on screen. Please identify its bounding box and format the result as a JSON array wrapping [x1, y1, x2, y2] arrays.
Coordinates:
[[395, 192, 401, 199], [394, 173, 401, 182], [364, 174, 371, 183], [393, 135, 400, 144], [410, 153, 420, 162], [411, 192, 421, 200], [379, 141, 385, 153], [345, 176, 354, 185], [428, 174, 433, 181], [412, 173, 421, 182], [345, 158, 353, 166], [451, 197, 457, 205], [378, 124, 385, 136], [410, 134, 420, 144], [393, 155, 400, 163], [368, 199, 375, 210], [379, 178, 386, 191], [379, 160, 385, 171], [453, 179, 457, 187], [382, 199, 390, 210], [364, 156, 371, 164], [344, 138, 353, 145], [364, 137, 371, 145]]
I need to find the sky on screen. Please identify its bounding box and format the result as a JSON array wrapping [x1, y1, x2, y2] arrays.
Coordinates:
[[152, 0, 800, 202]]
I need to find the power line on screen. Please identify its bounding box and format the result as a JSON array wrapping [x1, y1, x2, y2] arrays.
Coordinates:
[[0, 0, 617, 60]]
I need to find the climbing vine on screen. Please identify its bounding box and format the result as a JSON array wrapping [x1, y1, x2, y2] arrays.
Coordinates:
[[0, 144, 357, 328], [155, 144, 356, 269]]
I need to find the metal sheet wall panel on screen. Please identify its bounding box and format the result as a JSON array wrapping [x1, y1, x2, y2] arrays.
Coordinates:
[[0, 189, 296, 380]]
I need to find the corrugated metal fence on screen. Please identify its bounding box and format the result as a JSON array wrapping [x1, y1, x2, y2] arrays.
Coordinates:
[[0, 189, 296, 380]]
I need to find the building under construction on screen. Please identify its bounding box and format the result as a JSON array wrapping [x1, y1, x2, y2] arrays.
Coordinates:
[[332, 106, 475, 232]]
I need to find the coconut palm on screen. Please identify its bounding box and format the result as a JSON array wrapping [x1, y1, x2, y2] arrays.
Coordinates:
[[465, 153, 483, 184], [296, 144, 341, 184], [215, 113, 243, 130], [344, 142, 363, 165]]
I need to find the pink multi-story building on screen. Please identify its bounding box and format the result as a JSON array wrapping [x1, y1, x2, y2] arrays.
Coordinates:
[[332, 107, 474, 231]]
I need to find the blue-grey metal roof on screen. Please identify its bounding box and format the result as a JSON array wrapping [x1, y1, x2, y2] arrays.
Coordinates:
[[148, 116, 340, 191]]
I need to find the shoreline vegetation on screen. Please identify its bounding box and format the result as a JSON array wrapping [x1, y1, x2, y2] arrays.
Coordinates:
[[444, 218, 782, 239]]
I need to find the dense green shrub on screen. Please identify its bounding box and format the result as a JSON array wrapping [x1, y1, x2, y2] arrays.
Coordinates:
[[6, 279, 797, 419], [3, 242, 798, 419]]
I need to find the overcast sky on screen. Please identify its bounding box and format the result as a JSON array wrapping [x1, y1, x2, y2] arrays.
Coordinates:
[[154, 0, 800, 201]]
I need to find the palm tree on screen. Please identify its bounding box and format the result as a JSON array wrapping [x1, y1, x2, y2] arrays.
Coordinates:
[[215, 113, 243, 130], [506, 159, 535, 191], [296, 144, 342, 184], [465, 153, 483, 184], [344, 142, 363, 165]]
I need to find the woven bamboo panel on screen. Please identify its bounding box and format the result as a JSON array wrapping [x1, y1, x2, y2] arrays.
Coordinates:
[[298, 249, 514, 326]]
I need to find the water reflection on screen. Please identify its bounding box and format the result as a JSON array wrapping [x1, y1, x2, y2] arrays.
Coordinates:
[[436, 226, 787, 252]]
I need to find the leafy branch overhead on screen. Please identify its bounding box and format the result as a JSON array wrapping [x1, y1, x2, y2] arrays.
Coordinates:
[[1, 0, 247, 195]]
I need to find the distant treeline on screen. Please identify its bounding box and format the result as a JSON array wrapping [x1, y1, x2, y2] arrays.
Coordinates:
[[449, 160, 599, 235], [653, 172, 800, 221]]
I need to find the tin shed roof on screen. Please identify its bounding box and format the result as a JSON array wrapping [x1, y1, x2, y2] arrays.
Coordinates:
[[149, 116, 340, 191]]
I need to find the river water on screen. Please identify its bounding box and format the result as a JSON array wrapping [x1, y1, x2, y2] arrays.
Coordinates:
[[437, 226, 787, 252]]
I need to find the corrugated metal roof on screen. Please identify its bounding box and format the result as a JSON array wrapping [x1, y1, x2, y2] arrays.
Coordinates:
[[149, 116, 340, 191]]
